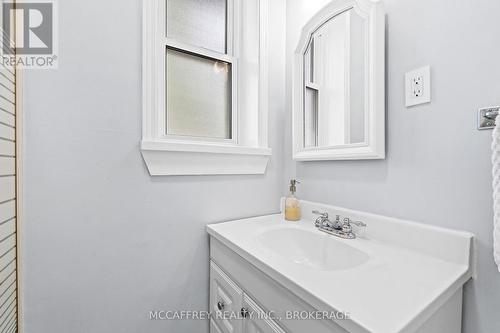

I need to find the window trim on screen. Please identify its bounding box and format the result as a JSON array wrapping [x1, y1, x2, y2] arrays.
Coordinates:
[[141, 0, 271, 176]]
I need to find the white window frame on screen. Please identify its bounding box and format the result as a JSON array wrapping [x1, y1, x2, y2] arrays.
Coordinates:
[[142, 0, 271, 176]]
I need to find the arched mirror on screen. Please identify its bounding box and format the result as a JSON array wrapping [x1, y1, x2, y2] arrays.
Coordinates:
[[293, 0, 385, 161]]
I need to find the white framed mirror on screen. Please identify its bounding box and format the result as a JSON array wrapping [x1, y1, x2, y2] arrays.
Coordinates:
[[292, 0, 385, 161]]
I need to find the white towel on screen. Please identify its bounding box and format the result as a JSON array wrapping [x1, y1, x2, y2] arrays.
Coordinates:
[[492, 122, 500, 272]]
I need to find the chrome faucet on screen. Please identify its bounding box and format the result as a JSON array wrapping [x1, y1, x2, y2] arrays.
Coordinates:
[[312, 210, 342, 230], [312, 211, 366, 239]]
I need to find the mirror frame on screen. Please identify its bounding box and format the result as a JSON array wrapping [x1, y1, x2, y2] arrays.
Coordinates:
[[292, 0, 385, 161]]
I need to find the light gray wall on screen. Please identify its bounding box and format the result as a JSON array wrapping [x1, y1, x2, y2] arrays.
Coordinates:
[[21, 0, 285, 332], [285, 0, 500, 332]]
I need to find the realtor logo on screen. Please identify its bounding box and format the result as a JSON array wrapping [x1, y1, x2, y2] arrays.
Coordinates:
[[1, 0, 58, 69]]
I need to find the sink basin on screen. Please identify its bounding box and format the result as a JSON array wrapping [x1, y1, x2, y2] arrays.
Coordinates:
[[257, 227, 370, 271]]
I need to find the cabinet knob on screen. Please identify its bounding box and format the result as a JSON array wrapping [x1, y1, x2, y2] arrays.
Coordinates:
[[240, 307, 249, 318], [217, 301, 225, 311]]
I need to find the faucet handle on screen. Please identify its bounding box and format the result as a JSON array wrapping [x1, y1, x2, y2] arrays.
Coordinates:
[[312, 210, 329, 228], [342, 218, 353, 233], [342, 217, 366, 227], [312, 210, 328, 218], [342, 218, 367, 237]]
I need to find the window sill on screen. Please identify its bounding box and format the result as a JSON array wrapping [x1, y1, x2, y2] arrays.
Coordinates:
[[141, 140, 272, 176]]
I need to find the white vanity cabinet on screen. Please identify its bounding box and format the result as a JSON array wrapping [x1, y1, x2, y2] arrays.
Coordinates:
[[210, 261, 285, 333], [242, 295, 286, 333], [210, 262, 243, 333], [207, 200, 475, 333], [209, 237, 348, 333]]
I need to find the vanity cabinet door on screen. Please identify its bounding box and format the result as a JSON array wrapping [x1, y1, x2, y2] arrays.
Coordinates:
[[211, 319, 224, 333], [242, 295, 286, 333], [210, 261, 243, 333]]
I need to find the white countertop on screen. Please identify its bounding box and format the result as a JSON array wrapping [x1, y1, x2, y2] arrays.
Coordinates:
[[207, 202, 474, 333]]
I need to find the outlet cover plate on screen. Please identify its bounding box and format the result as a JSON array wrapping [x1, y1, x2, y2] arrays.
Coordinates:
[[405, 66, 431, 107]]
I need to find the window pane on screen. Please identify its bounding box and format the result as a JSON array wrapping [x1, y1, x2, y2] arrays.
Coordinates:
[[167, 0, 227, 54], [304, 39, 314, 83], [166, 48, 231, 139], [304, 87, 318, 147]]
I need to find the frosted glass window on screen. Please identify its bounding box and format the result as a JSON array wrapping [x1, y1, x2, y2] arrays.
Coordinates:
[[166, 48, 232, 139], [167, 0, 227, 54]]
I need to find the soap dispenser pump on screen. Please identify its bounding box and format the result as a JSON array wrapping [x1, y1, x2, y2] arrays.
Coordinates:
[[285, 179, 301, 221]]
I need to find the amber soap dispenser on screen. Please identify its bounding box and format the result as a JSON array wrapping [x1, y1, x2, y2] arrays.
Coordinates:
[[285, 179, 301, 221]]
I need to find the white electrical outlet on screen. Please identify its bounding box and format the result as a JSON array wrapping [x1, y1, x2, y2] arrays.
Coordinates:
[[412, 76, 423, 97], [405, 66, 431, 107]]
